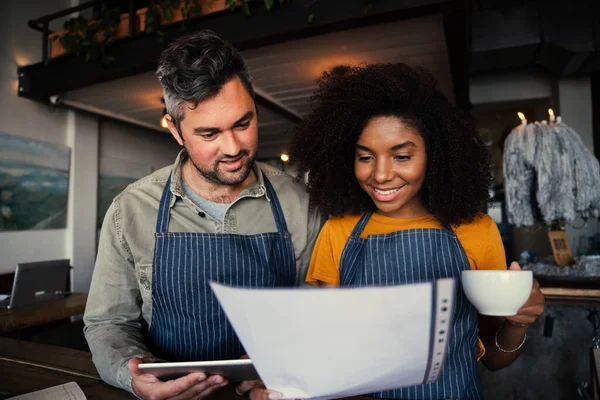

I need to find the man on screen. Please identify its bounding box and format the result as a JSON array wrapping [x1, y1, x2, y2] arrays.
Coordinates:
[[84, 30, 322, 400]]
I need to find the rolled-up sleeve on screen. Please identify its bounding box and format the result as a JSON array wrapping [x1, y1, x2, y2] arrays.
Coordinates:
[[296, 206, 325, 287], [83, 199, 153, 393]]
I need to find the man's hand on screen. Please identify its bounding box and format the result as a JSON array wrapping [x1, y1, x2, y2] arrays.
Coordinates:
[[129, 357, 228, 400], [505, 262, 545, 327]]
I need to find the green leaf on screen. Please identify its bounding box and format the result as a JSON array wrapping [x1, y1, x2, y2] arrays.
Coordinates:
[[146, 2, 159, 26], [63, 20, 73, 31], [307, 13, 315, 23], [86, 26, 99, 36], [146, 14, 156, 25], [164, 7, 173, 20], [243, 1, 251, 16], [75, 17, 88, 33], [225, 0, 236, 10], [190, 5, 201, 16], [264, 0, 274, 11], [278, 0, 285, 4], [64, 16, 88, 32], [60, 34, 79, 50]]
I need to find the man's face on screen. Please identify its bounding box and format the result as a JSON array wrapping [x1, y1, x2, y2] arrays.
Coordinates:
[[168, 76, 258, 186]]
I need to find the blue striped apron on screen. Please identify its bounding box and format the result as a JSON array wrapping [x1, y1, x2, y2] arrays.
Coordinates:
[[340, 212, 482, 400], [147, 173, 296, 361]]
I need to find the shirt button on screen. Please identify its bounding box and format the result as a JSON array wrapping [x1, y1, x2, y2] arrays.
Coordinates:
[[198, 211, 206, 218]]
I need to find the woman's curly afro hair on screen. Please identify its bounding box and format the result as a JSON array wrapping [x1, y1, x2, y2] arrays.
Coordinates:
[[290, 63, 493, 226]]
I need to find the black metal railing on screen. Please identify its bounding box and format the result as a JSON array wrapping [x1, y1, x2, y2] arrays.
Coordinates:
[[27, 0, 140, 63]]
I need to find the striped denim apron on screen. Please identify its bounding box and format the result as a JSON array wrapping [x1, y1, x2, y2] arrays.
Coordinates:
[[147, 173, 296, 361], [340, 212, 482, 400]]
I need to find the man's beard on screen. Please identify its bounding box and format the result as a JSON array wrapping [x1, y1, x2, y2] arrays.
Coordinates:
[[187, 149, 255, 186]]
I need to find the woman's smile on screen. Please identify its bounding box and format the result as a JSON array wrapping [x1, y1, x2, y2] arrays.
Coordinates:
[[371, 185, 405, 202]]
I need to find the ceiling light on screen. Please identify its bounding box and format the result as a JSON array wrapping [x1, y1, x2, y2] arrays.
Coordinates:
[[160, 107, 169, 129], [160, 115, 169, 129]]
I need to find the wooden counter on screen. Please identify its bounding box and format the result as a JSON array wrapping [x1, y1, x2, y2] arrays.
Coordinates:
[[540, 286, 600, 305], [0, 338, 372, 400], [536, 273, 600, 305], [0, 337, 250, 399], [0, 293, 87, 333], [0, 337, 133, 399]]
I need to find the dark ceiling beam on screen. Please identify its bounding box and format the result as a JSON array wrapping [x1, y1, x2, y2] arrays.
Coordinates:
[[470, 43, 598, 76], [18, 0, 450, 103], [469, 0, 598, 76]]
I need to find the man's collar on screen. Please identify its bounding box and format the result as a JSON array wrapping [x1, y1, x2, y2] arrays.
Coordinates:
[[168, 150, 186, 207], [169, 150, 269, 208], [244, 162, 270, 202]]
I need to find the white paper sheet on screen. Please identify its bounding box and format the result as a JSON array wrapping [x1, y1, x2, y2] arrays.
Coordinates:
[[7, 382, 86, 400], [210, 279, 455, 400]]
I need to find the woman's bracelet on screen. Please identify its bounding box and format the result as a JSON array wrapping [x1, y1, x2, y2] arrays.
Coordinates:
[[495, 325, 527, 353]]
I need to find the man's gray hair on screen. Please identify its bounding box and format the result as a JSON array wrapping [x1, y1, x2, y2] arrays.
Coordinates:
[[156, 30, 254, 128]]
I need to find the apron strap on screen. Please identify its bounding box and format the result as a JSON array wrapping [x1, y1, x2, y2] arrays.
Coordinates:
[[262, 174, 289, 234], [156, 171, 289, 234], [340, 211, 371, 286], [440, 219, 458, 238], [156, 174, 173, 233], [349, 211, 373, 238]]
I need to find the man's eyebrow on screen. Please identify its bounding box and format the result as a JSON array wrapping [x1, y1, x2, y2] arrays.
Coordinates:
[[193, 111, 255, 134], [233, 111, 254, 126], [193, 126, 220, 134], [356, 144, 372, 152]]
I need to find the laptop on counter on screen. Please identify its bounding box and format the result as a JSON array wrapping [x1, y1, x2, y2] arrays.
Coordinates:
[[0, 259, 71, 309]]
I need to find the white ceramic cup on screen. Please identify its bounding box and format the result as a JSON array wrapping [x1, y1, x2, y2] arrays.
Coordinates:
[[461, 270, 533, 316]]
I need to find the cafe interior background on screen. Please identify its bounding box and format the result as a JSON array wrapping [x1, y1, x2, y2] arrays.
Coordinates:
[[0, 0, 599, 398]]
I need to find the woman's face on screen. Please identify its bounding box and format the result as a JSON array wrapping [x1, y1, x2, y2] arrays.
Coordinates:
[[354, 116, 428, 219]]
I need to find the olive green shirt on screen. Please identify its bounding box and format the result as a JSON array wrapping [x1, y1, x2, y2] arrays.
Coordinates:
[[84, 150, 323, 393]]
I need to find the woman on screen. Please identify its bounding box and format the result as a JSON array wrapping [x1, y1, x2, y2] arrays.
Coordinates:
[[287, 63, 544, 399]]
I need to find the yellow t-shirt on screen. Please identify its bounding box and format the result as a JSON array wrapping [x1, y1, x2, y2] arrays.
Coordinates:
[[307, 212, 506, 286], [306, 212, 507, 360]]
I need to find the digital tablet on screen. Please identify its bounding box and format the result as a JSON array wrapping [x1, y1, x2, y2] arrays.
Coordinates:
[[138, 359, 260, 382]]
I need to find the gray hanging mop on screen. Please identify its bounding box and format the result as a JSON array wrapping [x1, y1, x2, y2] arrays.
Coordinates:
[[503, 115, 600, 227]]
